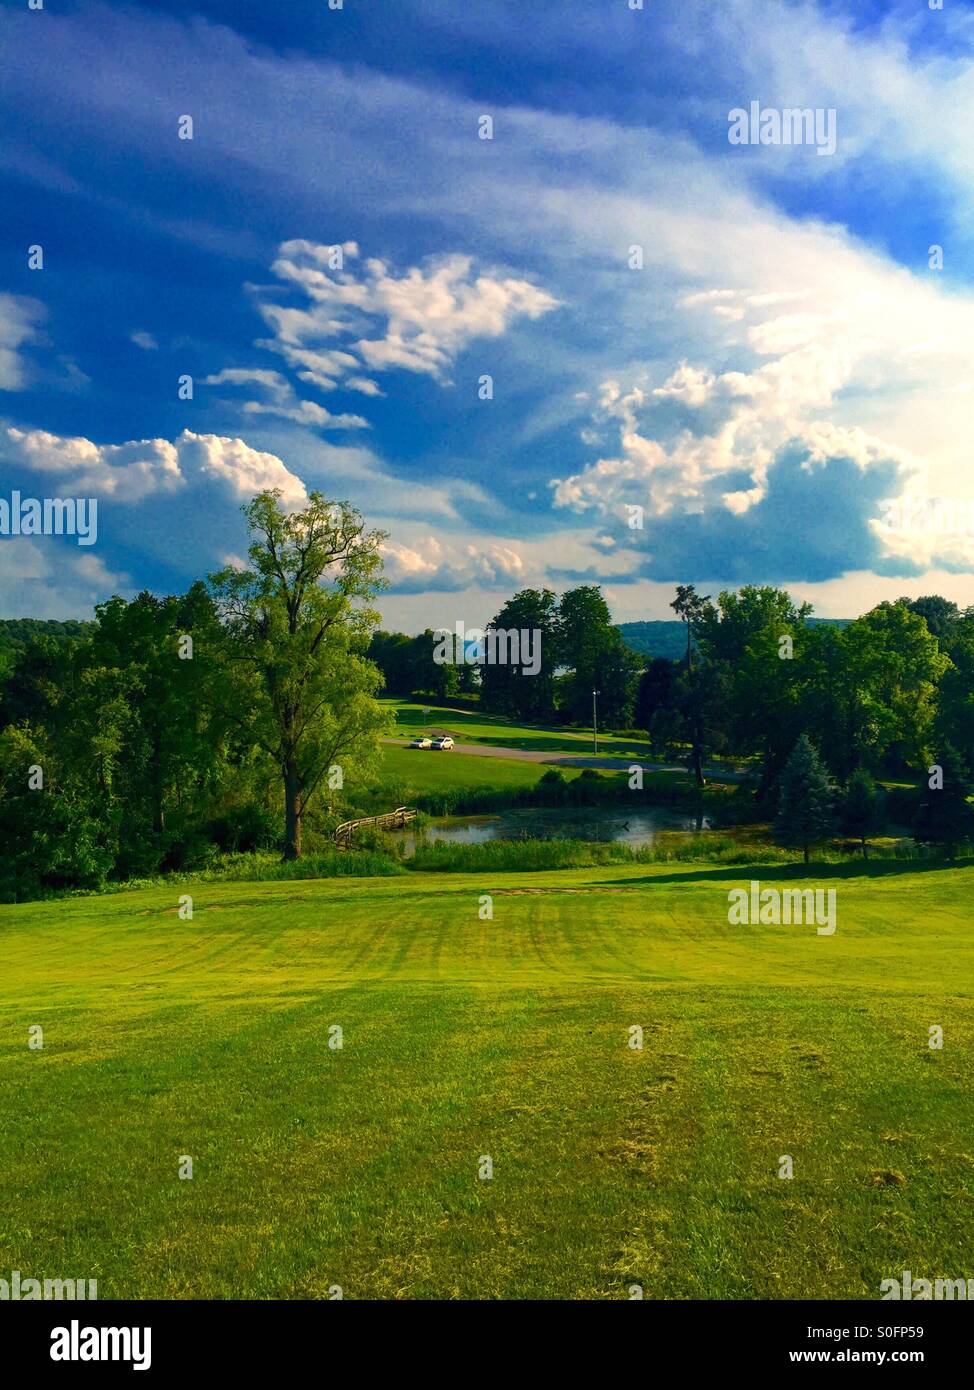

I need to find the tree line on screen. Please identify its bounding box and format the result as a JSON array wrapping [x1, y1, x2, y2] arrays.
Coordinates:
[[371, 581, 974, 854], [368, 584, 641, 726], [372, 582, 974, 794], [1, 487, 972, 899], [0, 492, 388, 898]]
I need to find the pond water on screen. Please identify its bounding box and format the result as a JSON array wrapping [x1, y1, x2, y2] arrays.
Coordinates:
[[396, 804, 712, 853]]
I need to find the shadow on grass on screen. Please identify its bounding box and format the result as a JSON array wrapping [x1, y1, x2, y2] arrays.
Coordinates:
[[602, 856, 974, 888]]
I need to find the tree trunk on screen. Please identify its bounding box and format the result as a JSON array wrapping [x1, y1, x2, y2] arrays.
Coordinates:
[[284, 765, 302, 860], [862, 837, 869, 860], [691, 741, 706, 788], [152, 741, 166, 834], [803, 843, 810, 865]]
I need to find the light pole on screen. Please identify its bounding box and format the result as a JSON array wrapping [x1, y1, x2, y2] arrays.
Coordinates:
[[592, 688, 600, 756]]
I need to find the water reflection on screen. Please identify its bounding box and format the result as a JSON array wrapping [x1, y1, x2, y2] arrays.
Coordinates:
[[396, 804, 712, 853]]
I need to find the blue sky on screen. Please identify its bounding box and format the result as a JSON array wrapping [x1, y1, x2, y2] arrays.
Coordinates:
[[1, 0, 973, 629]]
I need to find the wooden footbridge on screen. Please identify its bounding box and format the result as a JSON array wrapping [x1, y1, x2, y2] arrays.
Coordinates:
[[332, 806, 418, 850]]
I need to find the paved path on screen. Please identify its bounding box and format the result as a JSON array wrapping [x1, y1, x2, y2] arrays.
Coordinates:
[[383, 738, 743, 780]]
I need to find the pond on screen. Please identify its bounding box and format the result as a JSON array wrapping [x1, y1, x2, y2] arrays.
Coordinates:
[[395, 804, 713, 853]]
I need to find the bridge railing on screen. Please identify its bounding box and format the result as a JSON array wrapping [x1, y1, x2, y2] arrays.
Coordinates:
[[333, 806, 417, 849]]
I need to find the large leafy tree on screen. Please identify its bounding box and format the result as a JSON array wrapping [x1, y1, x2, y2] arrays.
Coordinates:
[[87, 586, 228, 837], [841, 769, 881, 859], [557, 586, 639, 727], [407, 629, 460, 702], [697, 585, 812, 796], [935, 619, 974, 775], [365, 631, 416, 697], [797, 624, 848, 773], [898, 595, 963, 647], [838, 602, 949, 772], [698, 585, 812, 665], [633, 657, 678, 733], [480, 588, 559, 720], [0, 644, 137, 896], [209, 491, 388, 860]]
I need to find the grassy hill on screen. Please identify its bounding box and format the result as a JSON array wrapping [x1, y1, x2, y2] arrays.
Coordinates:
[[2, 858, 971, 1298], [381, 697, 658, 758]]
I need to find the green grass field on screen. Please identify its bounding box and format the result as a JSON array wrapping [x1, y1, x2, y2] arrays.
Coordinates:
[[382, 698, 658, 759], [2, 859, 972, 1299], [370, 742, 632, 805]]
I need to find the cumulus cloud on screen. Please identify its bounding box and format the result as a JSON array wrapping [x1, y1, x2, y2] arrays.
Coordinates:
[[0, 424, 313, 602], [550, 233, 974, 579], [376, 521, 647, 595], [381, 535, 528, 593], [870, 493, 974, 574], [2, 426, 183, 501], [1, 425, 306, 507], [551, 335, 912, 527], [255, 240, 560, 390]]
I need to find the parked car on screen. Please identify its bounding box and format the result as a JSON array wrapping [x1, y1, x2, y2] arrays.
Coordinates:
[[409, 735, 433, 748], [431, 736, 455, 750]]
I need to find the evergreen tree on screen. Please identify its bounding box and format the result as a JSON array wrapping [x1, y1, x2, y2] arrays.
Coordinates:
[[841, 769, 880, 859], [773, 734, 835, 864], [913, 745, 974, 858]]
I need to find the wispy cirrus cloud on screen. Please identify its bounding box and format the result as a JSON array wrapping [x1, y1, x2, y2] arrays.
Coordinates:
[[0, 295, 45, 392], [201, 367, 370, 431]]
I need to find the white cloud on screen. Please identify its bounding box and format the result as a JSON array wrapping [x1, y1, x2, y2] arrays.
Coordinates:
[[255, 241, 560, 390], [380, 535, 527, 593], [4, 0, 974, 600], [1, 425, 306, 506], [202, 368, 369, 431], [2, 426, 183, 501], [551, 237, 974, 566], [0, 294, 44, 391], [0, 538, 130, 620], [376, 518, 647, 597]]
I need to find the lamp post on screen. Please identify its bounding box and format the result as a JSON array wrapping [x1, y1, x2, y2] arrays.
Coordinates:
[[592, 688, 600, 756]]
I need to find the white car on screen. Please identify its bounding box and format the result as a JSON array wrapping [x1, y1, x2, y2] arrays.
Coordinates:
[[431, 736, 455, 750], [409, 735, 433, 748]]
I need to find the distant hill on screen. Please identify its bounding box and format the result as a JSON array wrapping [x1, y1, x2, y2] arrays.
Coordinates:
[[0, 618, 92, 672], [617, 618, 850, 662], [616, 621, 687, 661]]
